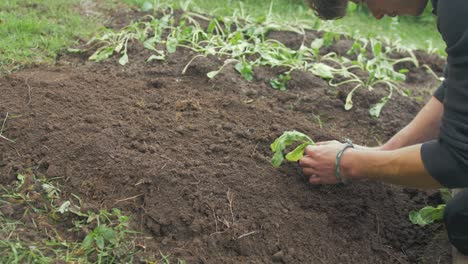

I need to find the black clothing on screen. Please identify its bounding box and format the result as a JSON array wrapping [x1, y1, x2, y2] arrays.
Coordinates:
[[422, 0, 468, 188], [426, 0, 468, 256], [444, 189, 468, 255]]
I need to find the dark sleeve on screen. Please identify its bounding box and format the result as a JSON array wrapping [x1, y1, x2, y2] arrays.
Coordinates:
[[433, 65, 448, 102], [421, 0, 468, 188], [421, 141, 468, 188]]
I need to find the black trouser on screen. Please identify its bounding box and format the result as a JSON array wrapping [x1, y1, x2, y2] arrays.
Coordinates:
[[444, 189, 468, 255]]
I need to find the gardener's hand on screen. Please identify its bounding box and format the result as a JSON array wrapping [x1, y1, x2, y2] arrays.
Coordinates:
[[299, 140, 347, 185]]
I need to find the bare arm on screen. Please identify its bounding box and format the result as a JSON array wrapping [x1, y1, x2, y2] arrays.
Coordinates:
[[299, 96, 444, 188], [300, 143, 442, 189], [342, 145, 442, 189], [380, 96, 443, 150]]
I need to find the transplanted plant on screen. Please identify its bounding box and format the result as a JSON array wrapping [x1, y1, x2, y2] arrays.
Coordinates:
[[409, 188, 452, 226], [271, 131, 315, 168]]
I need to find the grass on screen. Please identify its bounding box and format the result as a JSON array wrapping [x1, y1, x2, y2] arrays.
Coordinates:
[[0, 171, 142, 263], [0, 0, 103, 72]]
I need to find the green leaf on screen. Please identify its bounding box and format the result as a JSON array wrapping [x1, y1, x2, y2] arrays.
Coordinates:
[[207, 70, 219, 79], [82, 234, 95, 249], [16, 174, 25, 187], [409, 204, 446, 226], [347, 2, 358, 12], [311, 39, 324, 51], [114, 42, 124, 53], [369, 96, 389, 118], [166, 38, 177, 53], [344, 84, 361, 111], [118, 53, 129, 66], [345, 91, 354, 111], [372, 41, 382, 57], [147, 54, 165, 62], [440, 188, 453, 203], [270, 73, 291, 91], [89, 47, 114, 62], [96, 235, 105, 250], [143, 39, 156, 51], [96, 225, 116, 241], [310, 63, 334, 79], [58, 201, 71, 214], [285, 142, 310, 162], [271, 131, 314, 167], [207, 20, 217, 34], [141, 1, 153, 12], [235, 61, 254, 81], [271, 150, 285, 168]]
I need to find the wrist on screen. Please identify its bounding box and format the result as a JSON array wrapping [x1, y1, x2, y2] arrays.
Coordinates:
[[340, 148, 362, 180]]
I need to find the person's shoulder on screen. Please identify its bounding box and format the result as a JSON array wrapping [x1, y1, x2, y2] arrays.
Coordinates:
[[437, 0, 468, 48]]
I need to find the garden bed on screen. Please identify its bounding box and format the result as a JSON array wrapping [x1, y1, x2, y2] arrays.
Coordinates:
[[0, 10, 451, 263]]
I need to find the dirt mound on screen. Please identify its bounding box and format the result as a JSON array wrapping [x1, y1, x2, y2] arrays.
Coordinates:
[[0, 18, 450, 263]]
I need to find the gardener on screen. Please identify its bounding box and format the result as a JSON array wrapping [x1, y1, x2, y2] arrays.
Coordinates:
[[300, 0, 468, 259]]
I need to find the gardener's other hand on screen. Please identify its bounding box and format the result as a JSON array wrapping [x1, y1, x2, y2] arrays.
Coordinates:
[[299, 140, 349, 185]]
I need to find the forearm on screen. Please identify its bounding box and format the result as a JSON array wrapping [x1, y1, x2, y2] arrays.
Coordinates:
[[381, 97, 443, 151], [342, 145, 442, 189]]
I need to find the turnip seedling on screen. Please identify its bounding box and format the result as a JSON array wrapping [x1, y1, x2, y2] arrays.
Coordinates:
[[409, 204, 446, 226], [271, 131, 314, 168]]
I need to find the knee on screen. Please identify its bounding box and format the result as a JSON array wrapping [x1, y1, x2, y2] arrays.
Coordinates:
[[444, 190, 468, 255]]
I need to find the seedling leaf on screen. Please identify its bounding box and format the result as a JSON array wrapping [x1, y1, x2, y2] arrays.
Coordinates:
[[409, 204, 446, 226], [141, 1, 153, 11], [207, 70, 219, 79], [89, 47, 114, 62], [271, 131, 314, 168], [119, 53, 129, 65], [147, 54, 165, 62], [285, 142, 310, 162], [369, 96, 389, 118], [310, 63, 334, 79], [235, 61, 254, 81]]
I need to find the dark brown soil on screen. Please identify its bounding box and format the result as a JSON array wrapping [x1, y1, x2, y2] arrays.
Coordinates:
[[0, 14, 451, 263]]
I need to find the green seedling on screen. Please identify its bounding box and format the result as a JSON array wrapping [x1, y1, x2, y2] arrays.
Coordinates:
[[270, 131, 315, 168], [270, 73, 291, 91], [235, 59, 254, 81], [409, 188, 452, 227], [81, 5, 421, 118], [409, 204, 446, 226]]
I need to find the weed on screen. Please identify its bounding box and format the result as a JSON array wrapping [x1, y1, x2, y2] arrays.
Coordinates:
[[0, 172, 140, 263]]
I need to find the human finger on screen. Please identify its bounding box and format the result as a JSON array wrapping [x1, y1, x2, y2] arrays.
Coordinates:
[[299, 155, 319, 168], [309, 175, 321, 185], [302, 167, 318, 177], [304, 145, 318, 156]]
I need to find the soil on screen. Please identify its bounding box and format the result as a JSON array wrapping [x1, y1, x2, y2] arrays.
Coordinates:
[[0, 11, 452, 264]]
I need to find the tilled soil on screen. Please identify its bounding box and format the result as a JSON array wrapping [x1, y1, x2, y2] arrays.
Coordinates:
[[0, 21, 451, 263]]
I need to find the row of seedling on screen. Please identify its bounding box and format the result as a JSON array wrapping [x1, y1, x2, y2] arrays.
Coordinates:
[[77, 3, 430, 117]]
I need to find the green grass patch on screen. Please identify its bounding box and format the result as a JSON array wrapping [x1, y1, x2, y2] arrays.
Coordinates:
[[0, 0, 102, 72], [0, 171, 141, 263]]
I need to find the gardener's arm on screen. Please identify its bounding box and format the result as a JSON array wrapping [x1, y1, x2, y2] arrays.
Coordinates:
[[300, 143, 442, 189], [379, 96, 443, 150], [354, 96, 443, 151]]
